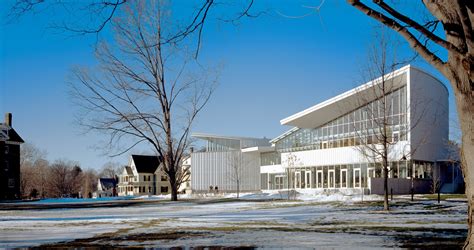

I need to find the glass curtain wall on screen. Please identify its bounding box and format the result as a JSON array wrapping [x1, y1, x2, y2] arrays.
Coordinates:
[[275, 86, 407, 152], [262, 84, 434, 191]]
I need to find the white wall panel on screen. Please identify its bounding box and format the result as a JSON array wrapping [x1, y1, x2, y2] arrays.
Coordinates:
[[409, 68, 449, 162], [261, 164, 284, 174], [280, 141, 410, 168], [191, 151, 260, 191]]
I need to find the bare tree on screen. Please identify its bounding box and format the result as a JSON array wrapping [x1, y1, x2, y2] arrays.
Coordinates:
[[19, 143, 49, 198], [70, 1, 216, 201], [7, 1, 260, 58], [48, 160, 82, 198], [349, 28, 430, 211], [20, 164, 35, 199], [227, 151, 243, 198], [285, 152, 300, 200], [99, 162, 121, 178], [48, 162, 69, 198], [431, 177, 442, 194], [82, 169, 98, 198], [344, 1, 474, 246]]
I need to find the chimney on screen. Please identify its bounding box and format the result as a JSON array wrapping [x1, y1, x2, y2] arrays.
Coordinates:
[[5, 113, 12, 127]]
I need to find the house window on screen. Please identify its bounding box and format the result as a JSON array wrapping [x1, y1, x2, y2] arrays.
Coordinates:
[[4, 160, 9, 171], [8, 178, 15, 188], [4, 145, 9, 154], [161, 186, 169, 193], [161, 175, 167, 181], [148, 186, 152, 193], [143, 176, 146, 182]]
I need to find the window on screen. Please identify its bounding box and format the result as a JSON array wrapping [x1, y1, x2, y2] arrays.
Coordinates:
[[161, 186, 169, 193], [275, 176, 284, 189], [8, 178, 15, 188], [392, 132, 399, 143], [4, 160, 9, 171], [4, 145, 9, 154], [161, 175, 167, 181], [367, 135, 373, 145]]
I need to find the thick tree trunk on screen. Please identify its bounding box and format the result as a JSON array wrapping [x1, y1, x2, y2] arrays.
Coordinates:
[[456, 92, 474, 249], [168, 168, 178, 201], [170, 179, 178, 201]]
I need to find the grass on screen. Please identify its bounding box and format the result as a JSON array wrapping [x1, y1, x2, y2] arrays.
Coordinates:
[[422, 194, 466, 200], [27, 197, 467, 248]]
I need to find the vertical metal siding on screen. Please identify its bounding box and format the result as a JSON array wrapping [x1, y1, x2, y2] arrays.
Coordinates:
[[191, 151, 260, 191]]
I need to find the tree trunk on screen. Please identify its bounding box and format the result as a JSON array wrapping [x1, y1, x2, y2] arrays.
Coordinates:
[[170, 180, 178, 201], [237, 180, 240, 199], [168, 169, 178, 201], [383, 161, 389, 211], [456, 92, 474, 249]]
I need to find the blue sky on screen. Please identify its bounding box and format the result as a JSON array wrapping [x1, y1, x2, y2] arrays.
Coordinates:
[[0, 1, 458, 170]]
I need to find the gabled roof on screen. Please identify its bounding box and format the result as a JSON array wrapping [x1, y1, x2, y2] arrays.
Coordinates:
[[124, 166, 133, 175], [131, 155, 161, 173], [7, 128, 24, 143], [0, 124, 24, 143], [99, 178, 117, 189], [280, 65, 412, 129]]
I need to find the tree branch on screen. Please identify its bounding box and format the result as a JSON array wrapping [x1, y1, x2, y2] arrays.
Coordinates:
[[347, 0, 448, 76]]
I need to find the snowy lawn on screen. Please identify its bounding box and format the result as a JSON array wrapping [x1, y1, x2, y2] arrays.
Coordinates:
[[0, 192, 467, 249]]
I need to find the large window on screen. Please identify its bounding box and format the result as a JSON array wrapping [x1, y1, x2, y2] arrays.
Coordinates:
[[275, 86, 408, 152], [261, 152, 281, 166]]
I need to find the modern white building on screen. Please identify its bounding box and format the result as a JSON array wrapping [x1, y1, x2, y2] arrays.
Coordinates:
[[261, 65, 461, 194], [190, 65, 463, 195], [191, 133, 270, 193]]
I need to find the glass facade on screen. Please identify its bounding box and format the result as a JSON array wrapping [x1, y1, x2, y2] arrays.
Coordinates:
[[261, 151, 281, 166], [275, 86, 407, 152], [206, 138, 240, 151], [261, 160, 433, 190], [261, 84, 435, 190]]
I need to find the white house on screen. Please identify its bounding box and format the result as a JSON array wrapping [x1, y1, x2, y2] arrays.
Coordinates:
[[96, 178, 117, 198], [178, 155, 192, 194], [117, 155, 171, 196]]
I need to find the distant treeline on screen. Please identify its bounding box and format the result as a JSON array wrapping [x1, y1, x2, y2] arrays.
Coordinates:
[[20, 143, 122, 199]]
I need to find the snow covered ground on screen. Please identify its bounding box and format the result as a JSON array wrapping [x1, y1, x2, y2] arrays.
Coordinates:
[[0, 192, 468, 249]]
